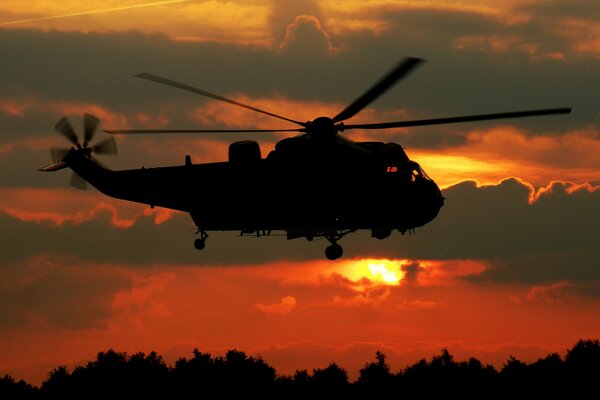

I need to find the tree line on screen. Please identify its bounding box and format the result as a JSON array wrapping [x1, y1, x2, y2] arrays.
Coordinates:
[[2, 338, 599, 399]]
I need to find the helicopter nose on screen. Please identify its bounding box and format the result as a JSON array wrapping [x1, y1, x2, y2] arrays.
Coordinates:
[[420, 180, 444, 224]]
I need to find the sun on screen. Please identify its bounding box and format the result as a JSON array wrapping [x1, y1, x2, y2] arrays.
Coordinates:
[[367, 262, 402, 284], [338, 259, 406, 286]]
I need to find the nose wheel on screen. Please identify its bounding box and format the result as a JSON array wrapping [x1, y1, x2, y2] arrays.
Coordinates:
[[325, 243, 343, 260]]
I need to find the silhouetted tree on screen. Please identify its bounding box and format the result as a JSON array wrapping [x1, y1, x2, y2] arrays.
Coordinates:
[[399, 348, 497, 398], [457, 357, 498, 395], [310, 362, 350, 397], [0, 374, 39, 400], [41, 350, 170, 400], [171, 348, 215, 396], [564, 338, 600, 396], [41, 366, 72, 399], [565, 338, 600, 372], [356, 351, 393, 396], [172, 348, 277, 397], [6, 338, 600, 399]]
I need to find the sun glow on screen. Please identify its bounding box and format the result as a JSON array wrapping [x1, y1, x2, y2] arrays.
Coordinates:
[[367, 262, 402, 284], [339, 259, 406, 286]]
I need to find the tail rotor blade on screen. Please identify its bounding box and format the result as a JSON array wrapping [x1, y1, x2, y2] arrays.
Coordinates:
[[91, 136, 118, 155], [83, 113, 100, 146], [55, 116, 79, 146], [70, 172, 88, 190]]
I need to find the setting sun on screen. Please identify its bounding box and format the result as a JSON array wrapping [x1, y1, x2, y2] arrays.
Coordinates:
[[367, 262, 402, 284], [337, 259, 406, 286]]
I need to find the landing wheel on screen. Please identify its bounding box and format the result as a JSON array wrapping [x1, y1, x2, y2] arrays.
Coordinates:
[[194, 238, 206, 250], [194, 230, 208, 250], [325, 243, 343, 260]]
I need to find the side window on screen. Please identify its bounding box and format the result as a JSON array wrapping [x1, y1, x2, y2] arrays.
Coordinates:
[[411, 169, 421, 181]]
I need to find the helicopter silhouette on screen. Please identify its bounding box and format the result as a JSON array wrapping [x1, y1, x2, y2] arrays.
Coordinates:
[[40, 57, 570, 260]]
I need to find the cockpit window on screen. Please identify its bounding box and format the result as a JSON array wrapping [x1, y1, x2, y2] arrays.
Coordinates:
[[384, 161, 432, 182], [419, 165, 432, 180], [411, 164, 432, 181]]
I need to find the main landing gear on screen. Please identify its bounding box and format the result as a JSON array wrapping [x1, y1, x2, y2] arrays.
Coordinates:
[[325, 242, 343, 260], [194, 230, 208, 250], [324, 229, 353, 260]]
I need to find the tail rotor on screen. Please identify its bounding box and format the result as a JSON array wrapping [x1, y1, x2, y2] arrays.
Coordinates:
[[42, 114, 117, 189]]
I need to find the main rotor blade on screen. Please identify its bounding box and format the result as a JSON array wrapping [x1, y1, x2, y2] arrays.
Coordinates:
[[333, 57, 424, 123], [83, 113, 100, 146], [105, 128, 305, 134], [54, 116, 79, 146], [91, 136, 118, 155], [135, 73, 306, 127], [341, 108, 572, 131]]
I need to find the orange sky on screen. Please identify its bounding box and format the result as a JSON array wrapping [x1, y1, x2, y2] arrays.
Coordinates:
[[1, 0, 600, 387], [3, 258, 599, 385]]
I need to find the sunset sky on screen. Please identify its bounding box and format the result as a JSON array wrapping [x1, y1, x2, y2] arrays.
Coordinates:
[[1, 0, 599, 385]]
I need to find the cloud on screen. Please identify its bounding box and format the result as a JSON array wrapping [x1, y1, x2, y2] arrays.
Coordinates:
[[279, 15, 338, 55], [0, 255, 132, 330], [333, 285, 392, 308], [414, 127, 600, 188], [269, 0, 323, 46], [255, 296, 297, 315], [340, 178, 600, 284], [1, 178, 598, 286], [525, 281, 580, 304], [0, 188, 177, 227], [0, 1, 270, 45]]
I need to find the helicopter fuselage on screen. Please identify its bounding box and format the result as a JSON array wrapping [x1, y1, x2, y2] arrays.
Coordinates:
[[64, 138, 444, 247]]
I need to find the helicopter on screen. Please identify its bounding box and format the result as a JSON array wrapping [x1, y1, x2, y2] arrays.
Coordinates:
[[39, 57, 571, 260]]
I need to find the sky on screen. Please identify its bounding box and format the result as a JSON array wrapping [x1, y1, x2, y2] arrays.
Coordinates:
[[1, 0, 600, 385]]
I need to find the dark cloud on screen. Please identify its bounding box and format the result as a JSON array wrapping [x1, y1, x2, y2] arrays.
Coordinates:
[[1, 179, 598, 289], [0, 207, 325, 266], [0, 255, 132, 330], [401, 261, 425, 282], [1, 22, 597, 148], [342, 179, 600, 285]]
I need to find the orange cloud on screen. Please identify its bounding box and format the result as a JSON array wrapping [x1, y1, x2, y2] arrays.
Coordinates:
[[453, 34, 539, 55], [0, 97, 128, 129], [190, 96, 343, 131], [2, 259, 600, 387], [255, 296, 297, 315], [279, 14, 338, 53], [0, 99, 33, 116], [112, 272, 176, 329], [413, 126, 600, 188], [0, 188, 178, 227], [333, 285, 392, 308], [0, 1, 271, 45], [525, 281, 580, 304], [321, 0, 532, 36], [553, 16, 600, 56]]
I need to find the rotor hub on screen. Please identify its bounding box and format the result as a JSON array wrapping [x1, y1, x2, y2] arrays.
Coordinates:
[[307, 116, 337, 136]]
